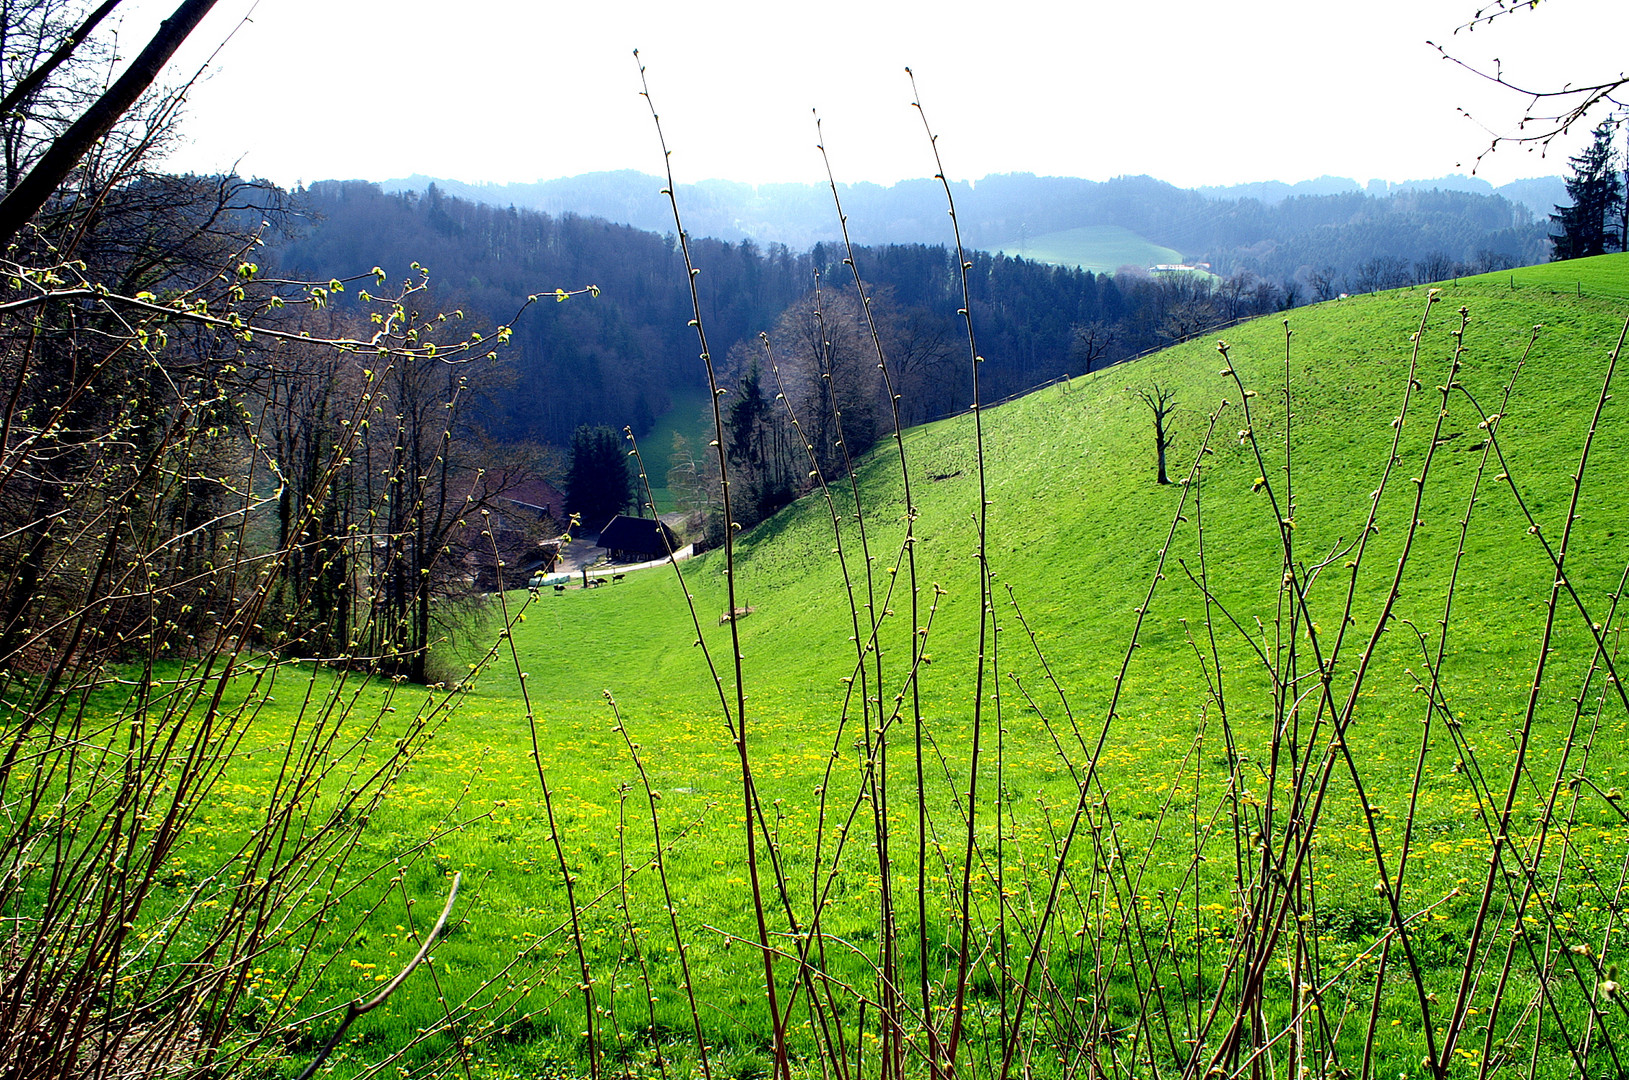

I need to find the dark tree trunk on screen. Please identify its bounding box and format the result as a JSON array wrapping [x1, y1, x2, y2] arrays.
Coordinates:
[[0, 0, 223, 246], [0, 1, 126, 123], [1134, 384, 1178, 486]]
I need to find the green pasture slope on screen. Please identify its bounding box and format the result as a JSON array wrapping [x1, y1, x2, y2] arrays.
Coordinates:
[[1462, 255, 1629, 301], [199, 256, 1629, 1077], [632, 387, 713, 514], [995, 223, 1185, 273]]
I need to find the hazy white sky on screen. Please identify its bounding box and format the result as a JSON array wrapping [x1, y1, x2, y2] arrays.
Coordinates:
[[139, 0, 1626, 191]]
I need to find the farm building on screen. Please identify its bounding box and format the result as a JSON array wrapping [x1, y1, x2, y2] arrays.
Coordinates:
[[597, 515, 680, 562]]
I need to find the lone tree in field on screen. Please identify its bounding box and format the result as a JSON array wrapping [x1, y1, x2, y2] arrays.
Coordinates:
[[1550, 122, 1624, 260], [566, 423, 634, 532], [1132, 384, 1178, 485]]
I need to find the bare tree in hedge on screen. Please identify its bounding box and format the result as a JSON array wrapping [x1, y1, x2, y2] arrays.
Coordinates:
[[1071, 318, 1116, 374]]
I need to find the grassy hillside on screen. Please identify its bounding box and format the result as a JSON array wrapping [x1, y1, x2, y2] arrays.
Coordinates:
[[632, 387, 713, 513], [505, 256, 1629, 732], [199, 256, 1629, 1077], [1460, 254, 1629, 301], [995, 223, 1185, 273]]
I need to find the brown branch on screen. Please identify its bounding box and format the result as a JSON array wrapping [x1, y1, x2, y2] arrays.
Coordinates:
[[0, 1, 126, 122], [293, 872, 462, 1080], [0, 0, 223, 249], [1428, 34, 1628, 170]]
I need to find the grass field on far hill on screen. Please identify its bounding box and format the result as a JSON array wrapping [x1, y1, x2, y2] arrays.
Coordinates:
[[633, 388, 713, 514], [140, 255, 1629, 1079], [995, 223, 1186, 273]]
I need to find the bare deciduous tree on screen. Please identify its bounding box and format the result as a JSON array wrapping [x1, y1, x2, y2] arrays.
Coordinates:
[[767, 281, 888, 477], [1132, 383, 1178, 485], [1070, 318, 1116, 374], [0, 0, 225, 247]]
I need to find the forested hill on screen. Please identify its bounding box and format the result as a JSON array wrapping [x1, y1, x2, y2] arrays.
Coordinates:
[[1196, 172, 1568, 216], [376, 170, 1550, 281], [267, 182, 1125, 449]]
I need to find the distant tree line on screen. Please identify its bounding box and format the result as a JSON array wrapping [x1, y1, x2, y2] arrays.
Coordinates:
[[383, 170, 1553, 275], [268, 184, 1301, 451], [271, 183, 1132, 446]]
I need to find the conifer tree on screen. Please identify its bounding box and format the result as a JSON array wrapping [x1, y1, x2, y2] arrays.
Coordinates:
[[1550, 122, 1624, 260], [566, 424, 634, 532]]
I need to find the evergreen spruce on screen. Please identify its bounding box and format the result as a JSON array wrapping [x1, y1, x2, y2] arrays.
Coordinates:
[[1550, 122, 1624, 260], [566, 424, 634, 532]]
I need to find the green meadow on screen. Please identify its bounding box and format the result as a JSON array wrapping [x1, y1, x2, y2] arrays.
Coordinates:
[[161, 256, 1629, 1078], [634, 388, 714, 514], [994, 224, 1186, 273]]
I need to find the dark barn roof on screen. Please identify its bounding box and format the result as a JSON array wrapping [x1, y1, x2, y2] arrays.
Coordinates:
[[597, 515, 679, 561], [497, 477, 566, 525]]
